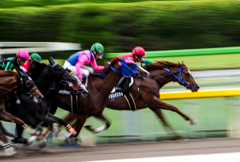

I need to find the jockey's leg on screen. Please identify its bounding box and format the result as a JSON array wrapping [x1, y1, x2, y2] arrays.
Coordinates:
[[82, 65, 94, 74]]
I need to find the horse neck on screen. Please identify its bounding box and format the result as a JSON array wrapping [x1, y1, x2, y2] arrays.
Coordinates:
[[0, 75, 18, 98], [34, 68, 53, 95], [90, 70, 123, 99], [150, 67, 177, 88]]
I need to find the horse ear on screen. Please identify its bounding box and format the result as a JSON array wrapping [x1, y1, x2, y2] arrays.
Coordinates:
[[48, 56, 55, 65]]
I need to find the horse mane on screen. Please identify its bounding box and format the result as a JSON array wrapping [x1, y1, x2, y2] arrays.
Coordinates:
[[0, 70, 18, 78], [145, 60, 186, 71], [90, 57, 122, 77], [0, 70, 19, 96]]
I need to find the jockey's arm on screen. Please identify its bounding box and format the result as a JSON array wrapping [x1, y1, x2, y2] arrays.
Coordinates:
[[90, 59, 104, 71], [142, 59, 154, 64]]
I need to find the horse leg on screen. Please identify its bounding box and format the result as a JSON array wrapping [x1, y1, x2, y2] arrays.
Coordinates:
[[0, 99, 37, 135], [62, 112, 77, 125], [85, 113, 111, 133], [148, 96, 197, 124], [71, 116, 87, 137], [0, 122, 22, 157], [149, 107, 184, 140]]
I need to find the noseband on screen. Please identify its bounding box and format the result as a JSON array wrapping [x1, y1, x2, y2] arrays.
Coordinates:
[[162, 66, 189, 88]]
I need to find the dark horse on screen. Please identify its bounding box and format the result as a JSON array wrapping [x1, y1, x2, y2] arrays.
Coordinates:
[[45, 57, 149, 140], [62, 61, 200, 140], [0, 70, 43, 157], [7, 57, 83, 146]]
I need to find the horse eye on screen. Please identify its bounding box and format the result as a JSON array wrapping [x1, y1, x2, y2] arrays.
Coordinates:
[[185, 73, 190, 77], [26, 81, 31, 87]]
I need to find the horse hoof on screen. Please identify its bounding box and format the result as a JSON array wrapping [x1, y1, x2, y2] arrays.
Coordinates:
[[190, 120, 198, 125], [38, 139, 47, 148], [178, 138, 189, 143], [12, 152, 24, 158]]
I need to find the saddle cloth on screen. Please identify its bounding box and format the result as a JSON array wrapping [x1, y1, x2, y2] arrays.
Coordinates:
[[109, 77, 137, 111]]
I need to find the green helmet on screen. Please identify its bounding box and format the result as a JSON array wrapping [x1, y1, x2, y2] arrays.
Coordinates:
[[90, 42, 104, 59], [30, 53, 42, 61]]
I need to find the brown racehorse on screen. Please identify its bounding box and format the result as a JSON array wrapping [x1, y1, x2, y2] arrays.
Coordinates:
[[48, 57, 149, 139], [62, 61, 200, 140], [0, 70, 43, 157]]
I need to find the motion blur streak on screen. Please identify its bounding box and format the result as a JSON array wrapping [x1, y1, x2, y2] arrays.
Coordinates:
[[85, 152, 240, 162]]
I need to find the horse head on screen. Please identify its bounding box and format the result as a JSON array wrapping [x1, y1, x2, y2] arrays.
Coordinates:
[[106, 56, 149, 79], [17, 72, 43, 103], [47, 56, 82, 92], [176, 62, 199, 92], [147, 61, 199, 92]]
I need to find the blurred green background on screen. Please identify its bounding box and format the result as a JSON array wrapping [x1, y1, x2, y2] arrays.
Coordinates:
[[1, 0, 240, 60]]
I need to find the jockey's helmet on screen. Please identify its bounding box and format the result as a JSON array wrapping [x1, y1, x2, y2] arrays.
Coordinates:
[[30, 53, 42, 61], [90, 42, 104, 59], [16, 49, 30, 60], [132, 46, 146, 57]]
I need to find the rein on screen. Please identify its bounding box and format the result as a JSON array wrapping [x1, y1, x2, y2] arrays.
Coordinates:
[[162, 66, 189, 88], [97, 61, 139, 78]]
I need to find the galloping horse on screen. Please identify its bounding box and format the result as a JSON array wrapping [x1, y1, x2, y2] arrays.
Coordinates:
[[48, 57, 149, 138], [63, 61, 200, 140], [0, 70, 43, 157], [7, 57, 84, 145]]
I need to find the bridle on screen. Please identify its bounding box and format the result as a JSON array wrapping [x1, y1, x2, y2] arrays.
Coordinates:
[[162, 66, 190, 88], [18, 75, 38, 99]]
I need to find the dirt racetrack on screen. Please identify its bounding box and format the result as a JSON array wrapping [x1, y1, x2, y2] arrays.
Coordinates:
[[1, 137, 240, 162]]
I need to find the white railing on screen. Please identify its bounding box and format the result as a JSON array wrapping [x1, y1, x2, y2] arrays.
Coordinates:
[[0, 42, 81, 58]]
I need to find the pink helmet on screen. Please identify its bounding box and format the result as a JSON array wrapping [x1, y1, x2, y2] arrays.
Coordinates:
[[132, 46, 146, 57], [16, 49, 30, 60]]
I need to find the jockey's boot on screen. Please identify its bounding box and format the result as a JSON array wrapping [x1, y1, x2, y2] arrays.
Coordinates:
[[70, 72, 89, 96]]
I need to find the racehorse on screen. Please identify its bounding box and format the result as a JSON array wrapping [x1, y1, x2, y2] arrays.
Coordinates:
[[47, 57, 149, 139], [7, 57, 84, 145], [0, 70, 43, 157], [62, 61, 200, 140]]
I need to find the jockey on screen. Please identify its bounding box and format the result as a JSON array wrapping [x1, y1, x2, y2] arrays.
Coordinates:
[[116, 46, 153, 92], [20, 53, 42, 72], [0, 49, 30, 73], [119, 46, 154, 65], [63, 42, 104, 79]]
